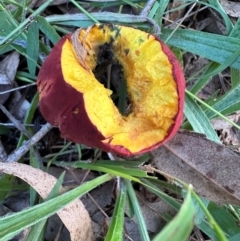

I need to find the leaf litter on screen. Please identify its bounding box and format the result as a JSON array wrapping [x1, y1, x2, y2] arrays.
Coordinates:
[[151, 130, 240, 205], [0, 162, 93, 241]]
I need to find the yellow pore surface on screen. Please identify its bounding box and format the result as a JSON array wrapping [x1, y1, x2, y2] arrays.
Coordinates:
[[61, 24, 178, 153]]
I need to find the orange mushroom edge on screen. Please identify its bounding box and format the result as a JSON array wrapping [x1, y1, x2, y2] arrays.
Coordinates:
[[37, 24, 185, 156]]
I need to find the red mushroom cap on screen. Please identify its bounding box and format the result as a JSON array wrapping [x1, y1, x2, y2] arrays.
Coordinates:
[[37, 24, 185, 156]]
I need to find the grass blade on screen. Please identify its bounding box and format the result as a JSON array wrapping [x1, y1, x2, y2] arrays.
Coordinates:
[[0, 0, 56, 45], [37, 16, 60, 44], [152, 187, 195, 241], [27, 21, 39, 76], [125, 180, 150, 241], [190, 62, 220, 94], [59, 161, 151, 180], [161, 29, 240, 69], [191, 191, 228, 241], [25, 172, 65, 241], [204, 84, 240, 119], [0, 174, 112, 241], [184, 94, 220, 142], [230, 68, 240, 88], [105, 181, 127, 241]]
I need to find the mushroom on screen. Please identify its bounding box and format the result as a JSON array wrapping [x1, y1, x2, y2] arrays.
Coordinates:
[[37, 24, 185, 156]]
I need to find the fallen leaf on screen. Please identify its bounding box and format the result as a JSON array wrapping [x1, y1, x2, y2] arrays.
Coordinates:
[[135, 191, 176, 233], [0, 162, 93, 241], [211, 112, 240, 152], [0, 52, 20, 104], [220, 0, 240, 18], [151, 131, 240, 205], [8, 87, 30, 121], [167, 1, 186, 28]]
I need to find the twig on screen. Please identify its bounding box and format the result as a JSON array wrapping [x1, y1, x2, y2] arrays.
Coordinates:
[[0, 123, 37, 127], [140, 0, 161, 35], [87, 193, 109, 218], [0, 103, 30, 138], [2, 122, 52, 163], [165, 6, 208, 28], [140, 0, 156, 17], [146, 17, 161, 35], [164, 1, 197, 43], [0, 83, 36, 96]]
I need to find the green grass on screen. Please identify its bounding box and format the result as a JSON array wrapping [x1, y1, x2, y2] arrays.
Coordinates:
[[0, 0, 240, 240]]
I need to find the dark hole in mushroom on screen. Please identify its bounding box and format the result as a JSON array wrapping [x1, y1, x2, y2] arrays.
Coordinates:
[[93, 42, 132, 116]]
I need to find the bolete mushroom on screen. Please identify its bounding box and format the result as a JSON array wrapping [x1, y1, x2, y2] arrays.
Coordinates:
[[37, 24, 185, 156]]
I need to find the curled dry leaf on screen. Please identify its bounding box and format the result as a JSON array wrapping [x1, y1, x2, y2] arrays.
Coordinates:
[[0, 52, 20, 104], [0, 162, 93, 241], [37, 24, 185, 156], [151, 131, 240, 205]]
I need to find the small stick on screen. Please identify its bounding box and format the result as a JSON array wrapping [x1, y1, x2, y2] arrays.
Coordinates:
[[0, 83, 36, 96], [140, 0, 161, 35], [0, 103, 30, 138], [2, 123, 52, 163], [0, 103, 47, 167], [140, 0, 156, 17]]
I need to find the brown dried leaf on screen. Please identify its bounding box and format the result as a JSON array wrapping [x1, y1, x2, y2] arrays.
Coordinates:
[[151, 131, 240, 205], [220, 0, 240, 18], [0, 162, 93, 241], [167, 1, 185, 28], [135, 191, 176, 233], [0, 52, 20, 104], [8, 86, 30, 121], [211, 112, 240, 152]]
